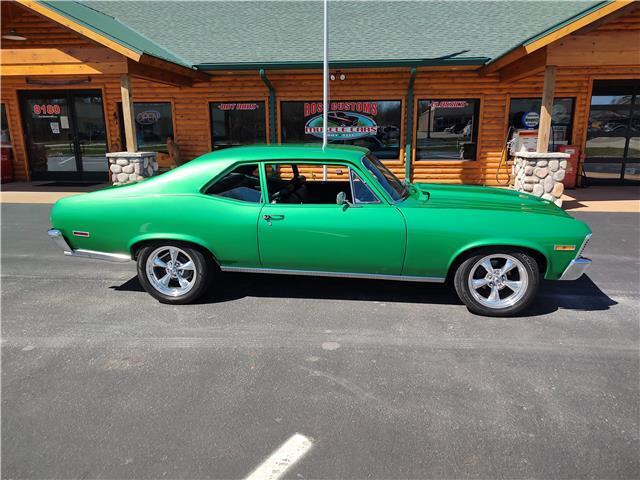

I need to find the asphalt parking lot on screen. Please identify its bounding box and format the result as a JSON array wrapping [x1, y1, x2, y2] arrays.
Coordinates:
[[1, 202, 639, 479]]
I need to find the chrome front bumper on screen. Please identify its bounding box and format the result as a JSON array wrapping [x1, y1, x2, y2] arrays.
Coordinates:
[[559, 256, 592, 281], [47, 229, 131, 263]]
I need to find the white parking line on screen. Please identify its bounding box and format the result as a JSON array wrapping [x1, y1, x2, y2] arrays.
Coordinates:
[[245, 433, 313, 480]]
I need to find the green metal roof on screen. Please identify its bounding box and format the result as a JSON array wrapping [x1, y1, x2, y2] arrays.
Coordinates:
[[39, 0, 193, 68], [44, 1, 610, 70]]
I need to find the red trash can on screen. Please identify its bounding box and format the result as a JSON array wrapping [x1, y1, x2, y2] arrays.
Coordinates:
[[558, 145, 579, 189]]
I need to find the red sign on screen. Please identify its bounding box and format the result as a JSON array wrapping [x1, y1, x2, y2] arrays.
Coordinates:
[[33, 104, 61, 115], [304, 101, 379, 117], [216, 103, 259, 111]]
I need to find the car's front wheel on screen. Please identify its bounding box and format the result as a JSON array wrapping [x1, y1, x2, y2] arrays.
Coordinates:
[[136, 242, 213, 304], [454, 249, 540, 317]]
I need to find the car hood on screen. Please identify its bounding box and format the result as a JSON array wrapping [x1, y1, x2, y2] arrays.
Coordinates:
[[407, 183, 570, 217]]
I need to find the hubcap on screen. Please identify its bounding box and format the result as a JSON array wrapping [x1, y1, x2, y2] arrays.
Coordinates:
[[145, 246, 197, 297], [467, 254, 528, 309]]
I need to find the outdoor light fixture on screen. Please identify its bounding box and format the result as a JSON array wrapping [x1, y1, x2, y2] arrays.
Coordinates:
[[330, 71, 346, 81], [2, 29, 27, 41]]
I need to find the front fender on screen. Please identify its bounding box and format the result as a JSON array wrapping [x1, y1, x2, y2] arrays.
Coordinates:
[[447, 238, 551, 277]]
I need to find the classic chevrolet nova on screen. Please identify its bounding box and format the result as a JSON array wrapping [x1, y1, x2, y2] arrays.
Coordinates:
[[48, 145, 592, 316]]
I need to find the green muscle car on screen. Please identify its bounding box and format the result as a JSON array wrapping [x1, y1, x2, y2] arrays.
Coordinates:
[[48, 145, 592, 316]]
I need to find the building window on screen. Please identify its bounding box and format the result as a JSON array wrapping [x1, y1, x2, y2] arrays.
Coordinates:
[[118, 102, 174, 152], [280, 100, 402, 160], [1, 104, 10, 145], [416, 99, 480, 160], [584, 79, 640, 184], [508, 98, 575, 151], [210, 102, 267, 150]]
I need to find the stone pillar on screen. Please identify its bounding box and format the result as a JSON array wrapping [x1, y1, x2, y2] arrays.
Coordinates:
[[107, 151, 158, 186], [512, 151, 569, 207]]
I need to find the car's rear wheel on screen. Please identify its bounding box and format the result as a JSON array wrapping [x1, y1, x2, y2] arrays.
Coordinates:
[[453, 249, 540, 317], [136, 242, 213, 304]]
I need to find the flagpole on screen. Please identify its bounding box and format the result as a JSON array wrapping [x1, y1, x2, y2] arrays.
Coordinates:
[[322, 0, 329, 151], [322, 0, 329, 180]]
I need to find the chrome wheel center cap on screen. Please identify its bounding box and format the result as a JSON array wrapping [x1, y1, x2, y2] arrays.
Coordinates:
[[166, 261, 179, 277]]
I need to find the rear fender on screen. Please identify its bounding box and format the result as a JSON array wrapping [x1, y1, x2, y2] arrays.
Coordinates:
[[127, 233, 218, 260]]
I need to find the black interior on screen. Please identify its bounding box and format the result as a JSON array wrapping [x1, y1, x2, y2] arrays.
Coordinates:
[[206, 163, 354, 204], [267, 175, 352, 204]]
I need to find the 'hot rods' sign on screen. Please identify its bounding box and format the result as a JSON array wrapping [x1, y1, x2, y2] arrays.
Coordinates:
[[304, 101, 378, 140]]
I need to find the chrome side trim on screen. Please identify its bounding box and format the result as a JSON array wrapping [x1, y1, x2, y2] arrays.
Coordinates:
[[220, 266, 445, 283], [559, 257, 592, 281], [64, 249, 131, 263], [48, 229, 131, 263]]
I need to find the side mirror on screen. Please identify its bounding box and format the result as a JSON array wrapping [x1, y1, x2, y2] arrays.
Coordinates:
[[336, 191, 351, 207]]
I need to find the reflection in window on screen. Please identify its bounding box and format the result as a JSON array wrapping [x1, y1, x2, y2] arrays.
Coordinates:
[[280, 100, 401, 159], [625, 163, 640, 181], [119, 102, 174, 152], [585, 80, 640, 184], [1, 104, 10, 145], [210, 102, 266, 150], [416, 99, 480, 160], [350, 169, 379, 204], [629, 138, 640, 158], [508, 98, 574, 151]]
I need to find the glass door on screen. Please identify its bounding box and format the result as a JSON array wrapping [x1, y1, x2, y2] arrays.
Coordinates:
[[584, 80, 640, 185], [20, 90, 108, 181], [73, 94, 108, 174]]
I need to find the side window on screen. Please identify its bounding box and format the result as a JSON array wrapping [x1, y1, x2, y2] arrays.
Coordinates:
[[266, 163, 353, 205], [350, 169, 380, 204], [206, 163, 262, 203]]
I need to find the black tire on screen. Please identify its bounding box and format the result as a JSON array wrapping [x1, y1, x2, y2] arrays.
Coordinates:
[[136, 242, 214, 304], [453, 248, 540, 317]]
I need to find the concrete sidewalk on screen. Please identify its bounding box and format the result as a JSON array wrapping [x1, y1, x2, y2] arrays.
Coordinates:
[[562, 186, 640, 213], [1, 181, 638, 213]]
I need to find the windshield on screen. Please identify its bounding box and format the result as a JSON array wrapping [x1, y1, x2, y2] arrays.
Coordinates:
[[362, 154, 408, 202]]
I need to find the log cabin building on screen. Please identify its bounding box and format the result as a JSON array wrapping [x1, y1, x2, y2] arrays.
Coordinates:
[[1, 0, 639, 186]]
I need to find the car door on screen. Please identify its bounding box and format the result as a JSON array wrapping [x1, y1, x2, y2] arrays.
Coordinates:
[[257, 161, 406, 275]]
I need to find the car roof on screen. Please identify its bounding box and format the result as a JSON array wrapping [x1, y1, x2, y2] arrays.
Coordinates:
[[190, 144, 369, 166]]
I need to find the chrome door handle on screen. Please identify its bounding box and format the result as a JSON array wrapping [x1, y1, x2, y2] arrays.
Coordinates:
[[263, 214, 285, 221]]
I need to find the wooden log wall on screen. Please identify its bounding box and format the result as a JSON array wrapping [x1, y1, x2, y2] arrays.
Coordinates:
[[1, 4, 639, 184], [5, 64, 639, 184]]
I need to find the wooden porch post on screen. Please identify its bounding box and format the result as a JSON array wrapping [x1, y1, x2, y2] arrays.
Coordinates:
[[120, 74, 138, 152], [537, 65, 556, 153]]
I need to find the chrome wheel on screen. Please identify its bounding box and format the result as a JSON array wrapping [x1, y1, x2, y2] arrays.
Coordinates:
[[145, 246, 197, 297], [467, 254, 529, 309]]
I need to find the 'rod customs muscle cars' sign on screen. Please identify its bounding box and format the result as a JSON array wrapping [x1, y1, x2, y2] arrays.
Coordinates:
[[281, 100, 401, 159]]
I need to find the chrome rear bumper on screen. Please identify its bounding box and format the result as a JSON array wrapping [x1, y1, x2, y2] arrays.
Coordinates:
[[559, 256, 591, 281], [47, 229, 131, 263]]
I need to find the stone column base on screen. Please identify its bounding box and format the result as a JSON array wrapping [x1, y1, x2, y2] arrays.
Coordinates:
[[107, 151, 158, 185], [512, 151, 570, 207]]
